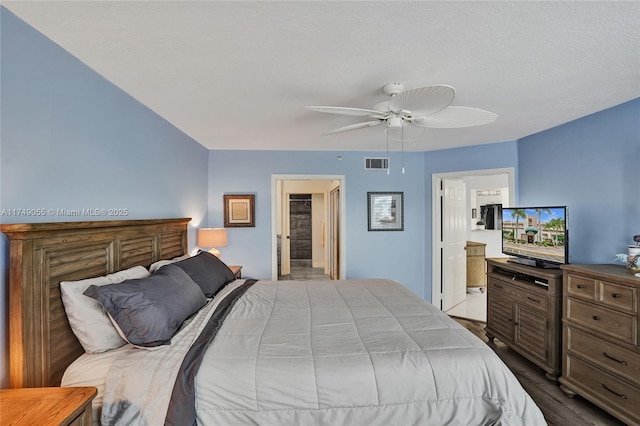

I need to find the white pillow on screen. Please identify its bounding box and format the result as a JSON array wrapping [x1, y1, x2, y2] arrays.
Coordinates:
[[60, 266, 150, 353], [149, 253, 191, 273]]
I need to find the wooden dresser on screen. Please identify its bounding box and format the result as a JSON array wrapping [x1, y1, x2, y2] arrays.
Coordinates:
[[466, 241, 487, 289], [560, 264, 639, 425], [485, 258, 563, 381]]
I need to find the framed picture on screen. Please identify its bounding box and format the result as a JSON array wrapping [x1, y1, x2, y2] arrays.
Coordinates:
[[223, 194, 255, 227], [367, 191, 404, 231]]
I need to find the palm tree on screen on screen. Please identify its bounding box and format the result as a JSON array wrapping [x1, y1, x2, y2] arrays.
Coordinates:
[[511, 209, 526, 243], [535, 208, 552, 244], [545, 218, 565, 246]]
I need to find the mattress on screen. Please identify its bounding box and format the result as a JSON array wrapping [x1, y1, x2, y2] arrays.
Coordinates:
[[65, 279, 546, 425]]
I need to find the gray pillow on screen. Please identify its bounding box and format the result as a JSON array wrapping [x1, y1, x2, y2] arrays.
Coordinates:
[[171, 251, 236, 297], [83, 264, 207, 347]]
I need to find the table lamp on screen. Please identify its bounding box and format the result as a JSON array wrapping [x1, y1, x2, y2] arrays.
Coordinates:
[[198, 228, 227, 257]]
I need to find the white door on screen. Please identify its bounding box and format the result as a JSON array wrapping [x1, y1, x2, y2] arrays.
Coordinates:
[[442, 179, 467, 311], [279, 193, 291, 277]]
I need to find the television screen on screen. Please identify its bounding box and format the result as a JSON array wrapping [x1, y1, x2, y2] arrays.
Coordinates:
[[501, 206, 568, 267]]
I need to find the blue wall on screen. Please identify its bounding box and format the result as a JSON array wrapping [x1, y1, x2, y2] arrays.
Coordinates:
[[518, 98, 640, 263], [208, 150, 427, 296], [0, 8, 209, 388], [0, 9, 209, 228]]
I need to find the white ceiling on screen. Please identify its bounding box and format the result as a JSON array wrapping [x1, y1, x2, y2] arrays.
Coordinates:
[[3, 1, 639, 152]]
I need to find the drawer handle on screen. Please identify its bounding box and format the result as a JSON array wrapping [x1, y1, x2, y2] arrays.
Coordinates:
[[611, 293, 620, 299], [592, 315, 600, 321], [576, 284, 585, 289], [602, 384, 627, 399], [527, 296, 540, 303], [603, 352, 628, 365], [495, 284, 503, 289]]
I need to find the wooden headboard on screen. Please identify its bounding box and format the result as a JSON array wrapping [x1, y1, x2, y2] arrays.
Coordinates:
[[0, 218, 190, 388]]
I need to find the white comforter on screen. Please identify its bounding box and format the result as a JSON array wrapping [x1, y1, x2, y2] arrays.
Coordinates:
[[98, 279, 546, 425]]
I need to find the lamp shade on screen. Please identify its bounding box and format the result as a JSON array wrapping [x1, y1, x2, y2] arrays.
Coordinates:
[[198, 228, 227, 257]]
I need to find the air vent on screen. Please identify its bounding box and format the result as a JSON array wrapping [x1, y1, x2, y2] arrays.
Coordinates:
[[364, 157, 389, 170]]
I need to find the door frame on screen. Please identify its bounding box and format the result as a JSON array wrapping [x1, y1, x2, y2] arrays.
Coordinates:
[[329, 186, 340, 280], [271, 174, 346, 281], [431, 167, 515, 309]]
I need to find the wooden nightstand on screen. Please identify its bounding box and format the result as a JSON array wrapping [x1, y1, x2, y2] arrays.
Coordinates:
[[0, 386, 97, 425], [229, 265, 242, 279]]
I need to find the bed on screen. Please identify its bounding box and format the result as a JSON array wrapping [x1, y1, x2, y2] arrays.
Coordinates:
[[2, 218, 546, 425]]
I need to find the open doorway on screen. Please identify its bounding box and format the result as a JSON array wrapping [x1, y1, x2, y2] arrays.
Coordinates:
[[288, 194, 313, 269], [270, 175, 346, 281], [431, 168, 515, 321]]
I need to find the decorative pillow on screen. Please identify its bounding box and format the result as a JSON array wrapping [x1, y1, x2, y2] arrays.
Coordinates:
[[83, 264, 207, 348], [149, 253, 191, 273], [171, 251, 237, 297], [60, 265, 150, 353]]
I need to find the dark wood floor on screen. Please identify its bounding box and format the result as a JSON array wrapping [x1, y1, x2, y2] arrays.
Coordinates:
[[453, 317, 625, 426]]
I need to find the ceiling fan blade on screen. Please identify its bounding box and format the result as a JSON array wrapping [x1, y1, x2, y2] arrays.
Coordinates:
[[307, 106, 386, 117], [412, 106, 498, 128], [385, 122, 425, 141], [322, 120, 384, 136], [388, 85, 455, 116]]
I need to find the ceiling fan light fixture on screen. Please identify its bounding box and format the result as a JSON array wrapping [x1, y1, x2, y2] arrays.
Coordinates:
[[385, 123, 424, 141], [388, 116, 403, 129]]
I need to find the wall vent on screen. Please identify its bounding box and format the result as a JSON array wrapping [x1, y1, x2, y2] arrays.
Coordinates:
[[364, 157, 389, 170]]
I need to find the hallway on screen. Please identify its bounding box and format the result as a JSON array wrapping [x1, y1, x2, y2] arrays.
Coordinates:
[[278, 260, 331, 281]]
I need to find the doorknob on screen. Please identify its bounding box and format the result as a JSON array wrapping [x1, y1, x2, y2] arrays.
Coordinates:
[[286, 235, 290, 239]]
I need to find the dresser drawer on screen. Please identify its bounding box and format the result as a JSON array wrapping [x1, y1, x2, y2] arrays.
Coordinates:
[[566, 355, 640, 424], [516, 287, 548, 313], [567, 274, 595, 301], [488, 278, 518, 298], [598, 280, 637, 314], [566, 298, 636, 344], [567, 326, 640, 387]]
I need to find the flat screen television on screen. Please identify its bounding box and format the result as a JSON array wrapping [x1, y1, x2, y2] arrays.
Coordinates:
[[501, 206, 568, 268]]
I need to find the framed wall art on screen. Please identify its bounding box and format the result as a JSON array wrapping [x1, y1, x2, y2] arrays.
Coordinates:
[[367, 191, 404, 231], [223, 194, 255, 227]]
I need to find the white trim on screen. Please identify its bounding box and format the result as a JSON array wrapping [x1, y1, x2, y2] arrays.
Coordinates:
[[431, 168, 515, 309], [271, 174, 346, 281]]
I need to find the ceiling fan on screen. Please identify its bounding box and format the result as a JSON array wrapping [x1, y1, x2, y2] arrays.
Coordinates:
[[307, 83, 498, 141]]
